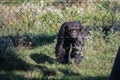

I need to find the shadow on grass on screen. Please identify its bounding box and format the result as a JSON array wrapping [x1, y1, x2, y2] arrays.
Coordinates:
[[59, 68, 108, 80], [0, 33, 56, 49], [0, 73, 25, 80], [0, 72, 109, 80], [0, 73, 40, 80], [0, 52, 56, 79], [9, 33, 56, 48], [0, 34, 57, 79], [90, 76, 108, 80], [0, 48, 32, 71], [32, 34, 56, 47], [31, 53, 55, 64], [30, 53, 57, 79], [59, 68, 80, 76], [60, 75, 108, 80], [36, 65, 56, 79]]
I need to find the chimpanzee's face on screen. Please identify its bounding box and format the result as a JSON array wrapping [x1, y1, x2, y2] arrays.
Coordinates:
[[65, 25, 81, 39], [67, 29, 80, 39]]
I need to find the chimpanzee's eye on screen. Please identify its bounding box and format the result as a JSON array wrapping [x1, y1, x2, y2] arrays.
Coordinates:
[[68, 29, 71, 32]]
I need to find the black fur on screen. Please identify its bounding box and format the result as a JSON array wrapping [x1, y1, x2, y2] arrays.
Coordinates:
[[55, 21, 88, 65]]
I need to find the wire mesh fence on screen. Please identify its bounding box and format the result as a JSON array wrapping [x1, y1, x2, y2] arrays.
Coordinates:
[[0, 1, 120, 80]]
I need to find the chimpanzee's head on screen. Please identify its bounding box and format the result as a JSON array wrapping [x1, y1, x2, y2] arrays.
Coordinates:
[[64, 21, 85, 39]]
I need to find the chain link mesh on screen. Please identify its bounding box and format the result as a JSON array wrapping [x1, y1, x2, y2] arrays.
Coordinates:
[[0, 1, 120, 80]]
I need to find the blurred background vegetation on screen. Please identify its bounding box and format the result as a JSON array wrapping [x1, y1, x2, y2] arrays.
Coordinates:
[[0, 0, 120, 80]]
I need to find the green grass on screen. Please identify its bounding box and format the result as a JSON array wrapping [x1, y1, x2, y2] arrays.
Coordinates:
[[0, 29, 119, 80], [0, 1, 120, 80]]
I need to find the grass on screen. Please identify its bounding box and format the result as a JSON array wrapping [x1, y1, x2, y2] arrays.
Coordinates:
[[0, 29, 119, 80], [0, 1, 120, 80]]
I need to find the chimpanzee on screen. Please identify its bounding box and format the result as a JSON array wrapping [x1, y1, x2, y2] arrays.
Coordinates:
[[55, 21, 89, 65]]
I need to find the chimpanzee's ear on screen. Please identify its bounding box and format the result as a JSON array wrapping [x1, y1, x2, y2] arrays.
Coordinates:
[[57, 22, 68, 38], [78, 22, 83, 31], [64, 24, 69, 31]]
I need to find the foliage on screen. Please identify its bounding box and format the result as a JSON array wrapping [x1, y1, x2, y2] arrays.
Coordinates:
[[0, 1, 120, 80]]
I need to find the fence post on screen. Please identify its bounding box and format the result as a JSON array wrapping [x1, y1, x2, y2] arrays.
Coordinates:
[[109, 46, 120, 80]]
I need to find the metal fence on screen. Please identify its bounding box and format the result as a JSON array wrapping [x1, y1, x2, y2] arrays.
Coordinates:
[[0, 1, 120, 80]]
